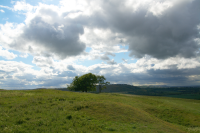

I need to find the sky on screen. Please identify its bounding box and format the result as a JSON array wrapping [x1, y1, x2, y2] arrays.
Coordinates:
[[0, 0, 200, 89]]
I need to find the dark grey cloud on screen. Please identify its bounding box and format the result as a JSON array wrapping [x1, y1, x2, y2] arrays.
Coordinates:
[[148, 66, 200, 77], [100, 54, 110, 60], [12, 10, 86, 59], [81, 0, 200, 59], [141, 67, 200, 86], [99, 52, 116, 62], [92, 65, 200, 86], [2, 0, 200, 60], [107, 59, 117, 65]]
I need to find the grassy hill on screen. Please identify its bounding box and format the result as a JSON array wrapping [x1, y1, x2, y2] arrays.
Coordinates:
[[0, 89, 200, 133]]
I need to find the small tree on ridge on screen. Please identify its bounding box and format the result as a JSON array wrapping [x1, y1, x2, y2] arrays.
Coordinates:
[[96, 75, 110, 93]]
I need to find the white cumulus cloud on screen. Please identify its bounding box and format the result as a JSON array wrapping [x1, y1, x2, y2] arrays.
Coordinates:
[[0, 9, 5, 13], [0, 46, 17, 59]]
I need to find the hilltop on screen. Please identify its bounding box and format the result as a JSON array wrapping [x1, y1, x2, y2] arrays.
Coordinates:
[[0, 89, 200, 132]]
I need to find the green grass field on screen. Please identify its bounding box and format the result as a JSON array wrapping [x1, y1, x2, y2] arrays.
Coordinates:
[[0, 89, 200, 133]]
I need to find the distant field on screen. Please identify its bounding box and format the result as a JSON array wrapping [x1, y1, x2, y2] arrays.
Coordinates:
[[0, 89, 200, 133]]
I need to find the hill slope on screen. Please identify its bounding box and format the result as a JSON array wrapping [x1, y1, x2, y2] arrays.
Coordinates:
[[0, 89, 200, 133]]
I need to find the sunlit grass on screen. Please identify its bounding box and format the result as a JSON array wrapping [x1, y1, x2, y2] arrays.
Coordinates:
[[0, 89, 199, 132]]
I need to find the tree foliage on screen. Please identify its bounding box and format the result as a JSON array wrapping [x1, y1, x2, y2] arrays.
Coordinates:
[[67, 73, 98, 92], [96, 75, 110, 93], [67, 73, 109, 93]]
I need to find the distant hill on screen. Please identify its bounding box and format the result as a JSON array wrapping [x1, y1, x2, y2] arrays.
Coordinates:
[[96, 84, 200, 100]]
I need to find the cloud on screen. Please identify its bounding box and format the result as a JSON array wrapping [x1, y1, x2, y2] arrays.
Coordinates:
[[13, 1, 36, 11], [100, 54, 110, 61], [0, 46, 17, 59], [32, 56, 54, 68], [1, 1, 36, 12], [122, 58, 128, 63], [105, 52, 115, 57], [58, 71, 77, 77], [0, 3, 86, 60], [82, 0, 200, 59], [1, 0, 200, 60], [67, 65, 75, 70], [0, 61, 37, 89], [19, 53, 28, 58], [19, 16, 86, 59], [107, 59, 117, 65], [0, 5, 12, 10], [87, 57, 200, 86], [0, 59, 82, 89], [79, 27, 127, 53], [0, 60, 65, 89], [1, 0, 200, 89], [0, 9, 5, 13], [0, 22, 25, 45], [1, 56, 200, 89]]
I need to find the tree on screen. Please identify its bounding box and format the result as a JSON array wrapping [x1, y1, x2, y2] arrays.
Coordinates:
[[96, 75, 110, 93], [67, 73, 97, 92], [68, 73, 110, 93], [79, 73, 97, 92]]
